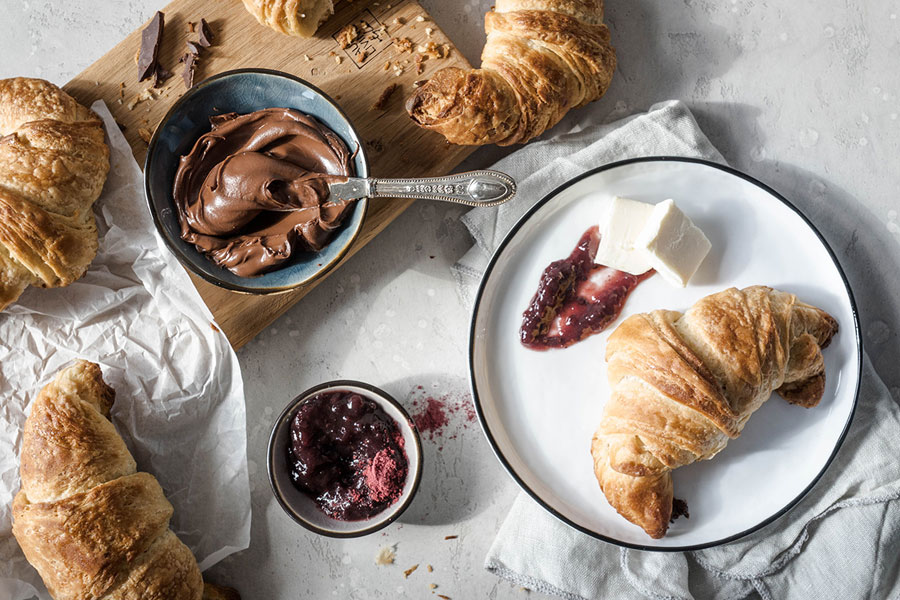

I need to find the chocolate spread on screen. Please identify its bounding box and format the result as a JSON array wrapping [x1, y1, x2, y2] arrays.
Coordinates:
[[172, 108, 355, 277]]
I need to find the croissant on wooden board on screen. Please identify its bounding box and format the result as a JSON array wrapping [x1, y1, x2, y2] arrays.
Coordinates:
[[591, 286, 838, 539], [0, 77, 109, 312], [406, 0, 616, 146], [241, 0, 334, 37], [11, 360, 239, 600]]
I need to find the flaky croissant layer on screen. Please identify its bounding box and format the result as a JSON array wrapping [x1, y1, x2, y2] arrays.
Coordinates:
[[406, 0, 616, 145], [12, 361, 205, 600], [591, 286, 838, 538], [0, 77, 109, 312]]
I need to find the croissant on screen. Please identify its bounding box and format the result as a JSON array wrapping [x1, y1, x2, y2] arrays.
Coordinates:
[[0, 78, 109, 312], [241, 0, 334, 37], [12, 360, 238, 600], [406, 0, 616, 146], [591, 286, 838, 538]]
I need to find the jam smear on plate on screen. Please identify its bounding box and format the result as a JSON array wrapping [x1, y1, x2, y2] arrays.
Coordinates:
[[519, 226, 653, 350], [288, 390, 408, 521]]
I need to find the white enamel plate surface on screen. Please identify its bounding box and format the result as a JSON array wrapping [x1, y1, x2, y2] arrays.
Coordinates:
[[469, 157, 861, 550]]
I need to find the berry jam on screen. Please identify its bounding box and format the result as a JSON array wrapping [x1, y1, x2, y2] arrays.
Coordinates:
[[288, 390, 408, 521], [520, 226, 653, 350]]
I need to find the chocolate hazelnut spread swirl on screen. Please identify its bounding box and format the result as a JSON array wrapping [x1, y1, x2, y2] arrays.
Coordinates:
[[172, 108, 355, 277]]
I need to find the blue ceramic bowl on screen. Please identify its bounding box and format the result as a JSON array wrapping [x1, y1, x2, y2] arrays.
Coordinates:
[[144, 68, 369, 293]]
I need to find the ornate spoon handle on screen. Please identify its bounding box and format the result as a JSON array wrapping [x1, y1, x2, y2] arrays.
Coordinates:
[[328, 170, 516, 207]]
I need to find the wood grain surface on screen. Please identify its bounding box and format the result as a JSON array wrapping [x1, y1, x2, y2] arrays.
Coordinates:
[[63, 0, 474, 348]]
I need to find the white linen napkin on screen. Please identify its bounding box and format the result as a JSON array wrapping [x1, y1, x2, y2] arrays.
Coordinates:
[[0, 102, 251, 599], [455, 101, 900, 599]]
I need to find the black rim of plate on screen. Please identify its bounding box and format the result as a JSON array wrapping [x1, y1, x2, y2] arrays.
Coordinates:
[[143, 68, 370, 295], [266, 379, 424, 538], [467, 156, 863, 552]]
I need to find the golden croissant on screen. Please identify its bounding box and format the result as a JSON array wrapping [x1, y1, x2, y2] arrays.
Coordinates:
[[12, 360, 238, 600], [591, 286, 838, 538], [0, 78, 109, 312], [406, 0, 616, 146], [241, 0, 334, 37]]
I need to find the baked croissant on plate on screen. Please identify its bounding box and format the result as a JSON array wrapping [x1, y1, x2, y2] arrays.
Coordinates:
[[0, 78, 109, 312], [591, 286, 838, 538], [406, 0, 616, 145], [12, 360, 238, 600]]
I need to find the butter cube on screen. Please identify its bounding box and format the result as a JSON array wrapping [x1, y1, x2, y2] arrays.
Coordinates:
[[595, 197, 655, 275], [635, 199, 711, 287]]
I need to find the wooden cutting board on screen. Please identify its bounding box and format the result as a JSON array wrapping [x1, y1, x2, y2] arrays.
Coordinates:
[[63, 0, 475, 349]]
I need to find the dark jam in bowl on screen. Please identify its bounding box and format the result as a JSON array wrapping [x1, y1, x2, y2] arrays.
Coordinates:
[[520, 225, 653, 350], [288, 390, 409, 521]]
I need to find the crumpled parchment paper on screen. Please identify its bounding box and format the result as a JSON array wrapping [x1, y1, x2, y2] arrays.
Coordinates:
[[0, 101, 251, 599]]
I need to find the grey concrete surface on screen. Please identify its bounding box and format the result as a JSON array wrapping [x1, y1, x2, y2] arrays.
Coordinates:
[[2, 0, 898, 598]]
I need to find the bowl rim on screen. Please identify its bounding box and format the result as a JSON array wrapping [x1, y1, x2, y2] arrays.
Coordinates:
[[143, 67, 370, 295], [266, 379, 424, 538]]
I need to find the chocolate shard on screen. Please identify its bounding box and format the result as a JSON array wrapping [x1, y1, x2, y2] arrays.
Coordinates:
[[137, 11, 165, 82], [186, 41, 201, 56], [182, 52, 197, 89], [152, 65, 172, 88], [198, 18, 214, 47]]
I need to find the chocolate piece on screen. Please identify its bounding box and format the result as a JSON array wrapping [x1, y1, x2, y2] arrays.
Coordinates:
[[371, 83, 399, 110], [670, 498, 690, 522], [137, 11, 165, 82], [172, 108, 356, 277], [151, 65, 171, 88], [181, 52, 196, 89], [186, 41, 201, 56], [198, 18, 213, 47]]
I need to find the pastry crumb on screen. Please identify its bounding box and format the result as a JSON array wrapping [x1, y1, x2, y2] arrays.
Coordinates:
[[392, 36, 414, 53], [137, 127, 153, 143], [336, 23, 359, 49], [427, 564, 434, 572], [403, 564, 419, 578], [371, 83, 399, 110], [444, 535, 458, 540], [375, 545, 396, 565], [126, 87, 155, 110]]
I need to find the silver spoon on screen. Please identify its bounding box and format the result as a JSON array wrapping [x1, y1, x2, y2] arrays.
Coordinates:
[[328, 169, 516, 208]]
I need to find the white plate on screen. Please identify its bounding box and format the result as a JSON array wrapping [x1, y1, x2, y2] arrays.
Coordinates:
[[469, 157, 861, 550]]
